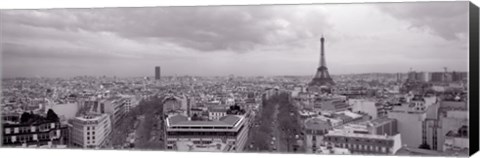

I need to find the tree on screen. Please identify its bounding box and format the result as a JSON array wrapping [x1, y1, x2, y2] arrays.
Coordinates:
[[46, 109, 59, 122], [20, 112, 32, 123], [227, 104, 246, 115]]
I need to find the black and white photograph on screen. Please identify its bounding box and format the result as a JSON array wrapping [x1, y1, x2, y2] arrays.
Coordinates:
[[0, 1, 476, 157]]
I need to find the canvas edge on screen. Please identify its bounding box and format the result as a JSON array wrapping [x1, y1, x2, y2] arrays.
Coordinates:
[[468, 1, 479, 157]]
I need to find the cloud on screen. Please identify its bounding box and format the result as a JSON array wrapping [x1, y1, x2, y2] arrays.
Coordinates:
[[377, 1, 468, 41], [0, 3, 469, 78], [2, 5, 332, 53]]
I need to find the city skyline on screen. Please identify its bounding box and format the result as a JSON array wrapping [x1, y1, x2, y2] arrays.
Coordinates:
[[1, 1, 474, 155], [1, 2, 469, 78]]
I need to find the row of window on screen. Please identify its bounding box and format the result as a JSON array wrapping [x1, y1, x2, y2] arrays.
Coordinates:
[[87, 140, 96, 145], [305, 129, 329, 135], [4, 123, 58, 134], [192, 140, 213, 144], [169, 126, 234, 129], [330, 143, 389, 153], [87, 136, 96, 140], [432, 129, 438, 150], [3, 133, 54, 144], [167, 129, 243, 137], [87, 131, 96, 135], [325, 136, 391, 145]]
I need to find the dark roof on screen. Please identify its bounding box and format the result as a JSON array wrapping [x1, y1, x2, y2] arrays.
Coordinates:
[[335, 114, 352, 122], [369, 117, 396, 126], [168, 115, 189, 124], [219, 115, 241, 125], [168, 115, 242, 127], [208, 107, 228, 113]]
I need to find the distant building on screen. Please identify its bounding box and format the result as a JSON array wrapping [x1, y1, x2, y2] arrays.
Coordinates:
[[430, 72, 446, 83], [336, 87, 368, 98], [165, 115, 249, 152], [69, 113, 112, 149], [102, 97, 127, 127], [348, 99, 378, 119], [313, 98, 350, 113], [451, 72, 467, 82], [339, 118, 398, 136], [78, 99, 101, 114], [313, 111, 365, 128], [122, 95, 140, 113], [163, 95, 188, 117], [155, 66, 161, 80], [407, 71, 429, 83], [429, 71, 467, 83], [208, 107, 228, 120]]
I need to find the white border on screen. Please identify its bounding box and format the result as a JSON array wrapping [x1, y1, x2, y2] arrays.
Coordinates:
[[0, 0, 477, 9], [0, 0, 479, 158]]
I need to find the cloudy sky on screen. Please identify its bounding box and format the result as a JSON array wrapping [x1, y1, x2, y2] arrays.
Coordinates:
[[0, 1, 470, 78]]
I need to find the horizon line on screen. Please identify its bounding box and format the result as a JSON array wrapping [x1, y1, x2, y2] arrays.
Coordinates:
[[1, 70, 470, 79]]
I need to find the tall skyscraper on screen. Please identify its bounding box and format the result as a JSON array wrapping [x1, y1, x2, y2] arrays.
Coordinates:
[[155, 66, 161, 80], [309, 36, 335, 87]]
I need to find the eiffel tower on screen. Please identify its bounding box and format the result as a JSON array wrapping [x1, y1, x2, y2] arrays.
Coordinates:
[[309, 36, 335, 87]]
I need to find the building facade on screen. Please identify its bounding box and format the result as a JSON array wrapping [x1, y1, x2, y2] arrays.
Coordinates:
[[324, 130, 402, 155], [2, 115, 68, 147], [165, 115, 249, 152], [208, 107, 228, 120], [303, 117, 332, 153], [69, 113, 112, 149], [102, 97, 126, 127], [387, 104, 426, 148]]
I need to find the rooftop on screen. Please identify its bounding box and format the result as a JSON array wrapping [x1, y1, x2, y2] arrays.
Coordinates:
[[334, 111, 362, 119], [368, 117, 396, 127], [326, 129, 396, 140], [167, 114, 243, 127], [208, 107, 228, 113], [304, 117, 331, 130], [75, 113, 107, 122]]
